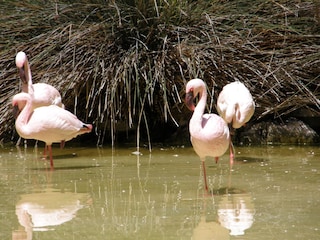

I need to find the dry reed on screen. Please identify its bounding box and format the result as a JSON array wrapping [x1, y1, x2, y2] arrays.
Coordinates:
[[0, 0, 319, 147]]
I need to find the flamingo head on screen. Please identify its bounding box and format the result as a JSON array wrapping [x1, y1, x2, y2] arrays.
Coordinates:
[[12, 92, 28, 105], [185, 78, 206, 111], [12, 104, 21, 119], [12, 96, 23, 119], [185, 89, 195, 111], [15, 51, 28, 84], [15, 52, 27, 68], [12, 93, 30, 117]]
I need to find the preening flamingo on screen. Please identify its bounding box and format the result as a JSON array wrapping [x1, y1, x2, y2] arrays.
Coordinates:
[[217, 81, 255, 159], [185, 78, 230, 192], [15, 51, 64, 111], [15, 51, 65, 149], [12, 92, 92, 169]]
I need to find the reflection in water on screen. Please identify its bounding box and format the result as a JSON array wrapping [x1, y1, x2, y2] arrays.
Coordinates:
[[191, 188, 255, 239], [192, 215, 229, 240], [2, 145, 317, 239], [192, 158, 255, 239], [218, 191, 255, 236], [13, 188, 91, 240]]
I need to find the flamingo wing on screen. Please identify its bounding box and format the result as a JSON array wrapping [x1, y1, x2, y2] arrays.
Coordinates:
[[217, 82, 255, 128], [20, 105, 89, 144], [190, 114, 230, 158], [32, 83, 64, 108]]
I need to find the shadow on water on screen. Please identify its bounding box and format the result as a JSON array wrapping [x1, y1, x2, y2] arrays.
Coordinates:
[[212, 187, 246, 195], [233, 156, 269, 164], [48, 153, 78, 160], [31, 165, 101, 172]]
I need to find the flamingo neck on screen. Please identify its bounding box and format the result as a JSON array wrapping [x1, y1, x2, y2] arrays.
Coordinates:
[[193, 87, 207, 120], [22, 60, 34, 95], [21, 80, 28, 93], [16, 94, 33, 126]]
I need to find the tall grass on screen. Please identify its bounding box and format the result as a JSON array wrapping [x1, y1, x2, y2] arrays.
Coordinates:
[[0, 0, 319, 147]]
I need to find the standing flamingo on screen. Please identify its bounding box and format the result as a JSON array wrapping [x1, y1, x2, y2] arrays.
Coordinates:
[[15, 51, 65, 150], [15, 51, 64, 110], [217, 81, 255, 159], [185, 78, 230, 192], [12, 92, 92, 169]]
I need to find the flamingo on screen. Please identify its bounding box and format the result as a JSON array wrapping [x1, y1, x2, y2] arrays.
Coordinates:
[[185, 78, 230, 192], [12, 92, 93, 169], [217, 81, 255, 159], [15, 51, 64, 110], [15, 51, 65, 150]]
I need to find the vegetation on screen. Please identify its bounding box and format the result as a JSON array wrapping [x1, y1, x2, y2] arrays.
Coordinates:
[[0, 0, 319, 148]]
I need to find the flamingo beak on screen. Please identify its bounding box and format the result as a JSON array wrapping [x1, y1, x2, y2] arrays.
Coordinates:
[[12, 104, 21, 119], [185, 91, 195, 111], [18, 67, 27, 84]]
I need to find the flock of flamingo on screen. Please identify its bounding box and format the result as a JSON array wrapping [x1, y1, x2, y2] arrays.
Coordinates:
[[12, 51, 92, 169], [11, 52, 254, 185], [185, 78, 255, 192]]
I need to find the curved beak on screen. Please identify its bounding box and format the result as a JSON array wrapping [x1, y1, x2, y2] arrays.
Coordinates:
[[185, 91, 195, 111], [18, 67, 27, 84], [13, 104, 21, 119]]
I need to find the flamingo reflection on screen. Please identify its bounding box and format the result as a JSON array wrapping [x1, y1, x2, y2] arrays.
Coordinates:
[[192, 215, 229, 240], [13, 188, 91, 240], [217, 192, 255, 236]]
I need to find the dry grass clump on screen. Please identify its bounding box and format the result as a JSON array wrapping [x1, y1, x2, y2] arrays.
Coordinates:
[[0, 0, 319, 147]]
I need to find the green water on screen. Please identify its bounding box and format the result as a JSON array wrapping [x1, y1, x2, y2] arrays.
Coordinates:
[[0, 144, 319, 240]]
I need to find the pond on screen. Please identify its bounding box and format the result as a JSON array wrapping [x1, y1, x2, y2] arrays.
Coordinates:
[[0, 143, 319, 240]]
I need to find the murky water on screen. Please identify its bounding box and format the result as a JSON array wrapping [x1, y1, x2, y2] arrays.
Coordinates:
[[0, 144, 319, 240]]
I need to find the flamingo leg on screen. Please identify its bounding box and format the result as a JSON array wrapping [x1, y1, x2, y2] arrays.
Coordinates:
[[229, 124, 235, 166], [47, 145, 54, 169], [16, 137, 21, 146], [201, 160, 209, 193], [60, 140, 65, 149], [229, 139, 235, 166], [43, 144, 48, 159]]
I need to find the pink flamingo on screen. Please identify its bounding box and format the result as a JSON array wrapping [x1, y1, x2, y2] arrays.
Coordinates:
[[15, 51, 65, 150], [15, 51, 64, 111], [217, 81, 255, 159], [12, 92, 92, 169], [185, 78, 230, 192]]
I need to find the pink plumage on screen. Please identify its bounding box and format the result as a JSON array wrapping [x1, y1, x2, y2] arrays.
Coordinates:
[[13, 92, 92, 169], [185, 78, 230, 192], [15, 51, 64, 110], [217, 81, 255, 160], [217, 81, 255, 129]]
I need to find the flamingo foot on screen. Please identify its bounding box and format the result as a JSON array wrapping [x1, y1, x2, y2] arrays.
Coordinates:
[[203, 189, 215, 197]]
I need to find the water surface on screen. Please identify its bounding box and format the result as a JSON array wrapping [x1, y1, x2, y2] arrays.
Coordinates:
[[0, 144, 319, 239]]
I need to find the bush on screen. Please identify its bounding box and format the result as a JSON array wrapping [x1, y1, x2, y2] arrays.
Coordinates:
[[1, 0, 319, 147]]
